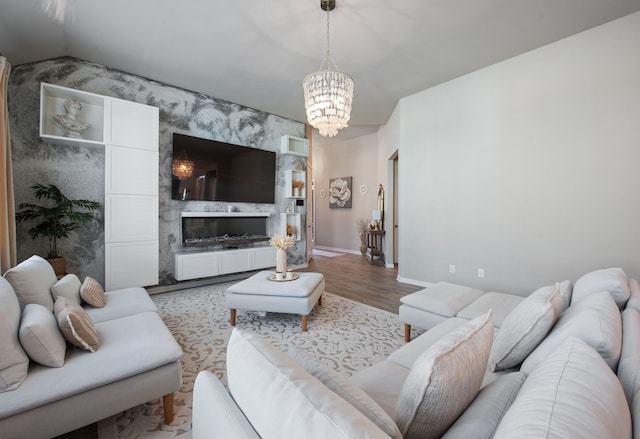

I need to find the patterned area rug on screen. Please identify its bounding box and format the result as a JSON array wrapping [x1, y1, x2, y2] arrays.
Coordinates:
[[98, 282, 406, 438]]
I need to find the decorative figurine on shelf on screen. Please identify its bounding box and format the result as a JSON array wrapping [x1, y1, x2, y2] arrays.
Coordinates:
[[54, 98, 90, 139], [286, 201, 295, 213], [295, 162, 304, 171]]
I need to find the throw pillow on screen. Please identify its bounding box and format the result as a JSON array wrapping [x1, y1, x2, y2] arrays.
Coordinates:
[[617, 308, 640, 404], [3, 255, 57, 311], [0, 277, 29, 392], [226, 328, 390, 439], [51, 273, 82, 305], [19, 303, 66, 367], [54, 297, 99, 352], [80, 276, 105, 308], [521, 291, 622, 373], [626, 278, 640, 312], [489, 284, 562, 371], [557, 279, 573, 313], [288, 347, 402, 439], [572, 267, 630, 309], [494, 337, 631, 439], [395, 311, 494, 439]]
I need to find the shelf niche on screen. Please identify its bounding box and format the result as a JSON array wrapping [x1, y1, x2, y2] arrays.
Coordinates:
[[280, 135, 309, 157], [285, 169, 306, 199]]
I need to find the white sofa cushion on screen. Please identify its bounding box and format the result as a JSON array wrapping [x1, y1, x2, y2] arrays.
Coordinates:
[[494, 337, 631, 439], [572, 267, 630, 309], [557, 280, 573, 313], [395, 312, 494, 439], [521, 291, 622, 373], [626, 278, 640, 312], [617, 308, 640, 404], [226, 328, 390, 439], [289, 347, 402, 439], [400, 283, 484, 317], [19, 304, 66, 367], [489, 284, 561, 371], [349, 360, 411, 420], [84, 287, 157, 323], [3, 255, 57, 311], [51, 274, 82, 305], [457, 292, 523, 327], [441, 372, 526, 439], [0, 277, 29, 392]]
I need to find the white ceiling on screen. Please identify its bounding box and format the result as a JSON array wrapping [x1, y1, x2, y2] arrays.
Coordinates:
[[1, 0, 640, 140]]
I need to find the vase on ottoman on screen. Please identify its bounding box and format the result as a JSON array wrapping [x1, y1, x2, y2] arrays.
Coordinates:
[[270, 235, 294, 275], [276, 248, 287, 273]]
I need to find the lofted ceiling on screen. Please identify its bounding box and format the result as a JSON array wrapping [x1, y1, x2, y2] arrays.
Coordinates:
[[1, 0, 640, 141]]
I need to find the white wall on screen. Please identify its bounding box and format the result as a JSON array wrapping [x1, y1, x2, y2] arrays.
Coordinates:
[[313, 132, 382, 253], [380, 12, 640, 293]]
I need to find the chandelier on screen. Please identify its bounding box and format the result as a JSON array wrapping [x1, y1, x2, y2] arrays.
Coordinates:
[[172, 152, 194, 180], [303, 0, 354, 138]]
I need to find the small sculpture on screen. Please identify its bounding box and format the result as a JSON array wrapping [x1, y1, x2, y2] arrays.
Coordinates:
[[54, 98, 90, 139]]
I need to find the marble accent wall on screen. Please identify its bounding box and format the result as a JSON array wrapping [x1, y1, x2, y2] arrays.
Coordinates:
[[8, 57, 306, 285]]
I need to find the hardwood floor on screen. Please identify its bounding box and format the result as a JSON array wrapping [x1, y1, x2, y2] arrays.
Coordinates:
[[300, 252, 422, 314]]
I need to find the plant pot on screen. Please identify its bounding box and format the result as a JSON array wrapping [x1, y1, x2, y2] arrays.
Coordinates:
[[47, 256, 66, 279]]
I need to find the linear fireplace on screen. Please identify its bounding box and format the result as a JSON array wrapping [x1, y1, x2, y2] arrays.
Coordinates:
[[180, 212, 270, 250]]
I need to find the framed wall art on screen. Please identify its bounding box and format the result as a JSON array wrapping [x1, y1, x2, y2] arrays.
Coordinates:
[[329, 176, 352, 209]]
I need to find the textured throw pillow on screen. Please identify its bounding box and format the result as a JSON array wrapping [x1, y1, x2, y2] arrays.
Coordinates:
[[19, 304, 66, 367], [489, 284, 562, 371], [54, 297, 99, 352], [80, 276, 105, 308], [521, 291, 622, 373], [494, 337, 631, 439], [226, 328, 390, 439], [0, 277, 29, 392], [51, 273, 82, 305], [288, 347, 402, 439], [3, 255, 57, 311], [395, 311, 494, 439], [572, 267, 630, 309], [617, 308, 640, 404], [557, 280, 573, 313]]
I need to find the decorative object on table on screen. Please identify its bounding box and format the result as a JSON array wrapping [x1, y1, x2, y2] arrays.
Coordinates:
[[267, 272, 300, 282], [329, 176, 352, 208], [286, 201, 295, 213], [15, 184, 101, 277], [286, 224, 296, 237], [356, 218, 368, 256], [302, 0, 354, 138], [372, 210, 381, 230], [269, 234, 295, 273], [53, 98, 89, 139], [286, 269, 293, 280], [292, 180, 305, 198]]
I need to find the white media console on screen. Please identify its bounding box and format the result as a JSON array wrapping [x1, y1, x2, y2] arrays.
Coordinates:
[[173, 212, 276, 281]]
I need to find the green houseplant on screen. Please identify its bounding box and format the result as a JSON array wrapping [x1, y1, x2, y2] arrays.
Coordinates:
[[16, 184, 101, 276]]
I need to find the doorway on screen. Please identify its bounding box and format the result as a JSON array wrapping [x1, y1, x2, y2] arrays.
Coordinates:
[[392, 155, 399, 265]]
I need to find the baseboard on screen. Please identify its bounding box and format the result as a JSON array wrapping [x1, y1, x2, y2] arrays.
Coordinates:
[[396, 276, 433, 288], [314, 245, 361, 255]]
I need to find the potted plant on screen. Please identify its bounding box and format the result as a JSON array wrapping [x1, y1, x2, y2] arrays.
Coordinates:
[[15, 184, 101, 276]]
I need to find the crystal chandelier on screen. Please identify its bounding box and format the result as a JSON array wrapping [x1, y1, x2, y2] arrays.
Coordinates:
[[303, 0, 354, 138]]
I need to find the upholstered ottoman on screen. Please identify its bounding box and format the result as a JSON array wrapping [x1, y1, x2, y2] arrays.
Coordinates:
[[399, 282, 484, 341], [226, 271, 325, 331]]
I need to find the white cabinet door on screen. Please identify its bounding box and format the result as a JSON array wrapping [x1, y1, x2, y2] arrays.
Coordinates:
[[220, 250, 252, 275], [110, 98, 159, 150], [252, 247, 276, 269], [106, 145, 158, 195], [105, 194, 158, 242], [105, 241, 159, 290], [174, 252, 220, 281]]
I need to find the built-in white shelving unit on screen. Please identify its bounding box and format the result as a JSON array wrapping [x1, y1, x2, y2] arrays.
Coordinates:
[[285, 169, 306, 199], [282, 213, 301, 241], [280, 135, 309, 157]]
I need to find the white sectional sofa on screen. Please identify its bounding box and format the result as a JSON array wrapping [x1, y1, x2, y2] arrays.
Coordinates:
[[192, 267, 640, 438], [0, 255, 182, 439]]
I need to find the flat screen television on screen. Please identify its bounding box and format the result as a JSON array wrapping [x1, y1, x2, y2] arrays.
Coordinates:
[[171, 133, 276, 203]]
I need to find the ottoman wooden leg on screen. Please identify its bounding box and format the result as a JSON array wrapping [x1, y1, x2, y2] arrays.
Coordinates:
[[301, 315, 308, 332], [230, 309, 236, 326], [404, 323, 411, 342], [163, 393, 174, 424]]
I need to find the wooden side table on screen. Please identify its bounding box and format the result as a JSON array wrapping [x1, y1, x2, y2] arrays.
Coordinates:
[[366, 229, 385, 266]]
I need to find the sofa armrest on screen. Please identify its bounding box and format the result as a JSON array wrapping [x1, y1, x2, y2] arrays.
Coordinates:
[[192, 371, 259, 439]]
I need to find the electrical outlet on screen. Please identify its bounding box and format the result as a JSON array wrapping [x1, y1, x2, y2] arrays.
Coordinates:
[[449, 264, 455, 274], [478, 269, 485, 278]]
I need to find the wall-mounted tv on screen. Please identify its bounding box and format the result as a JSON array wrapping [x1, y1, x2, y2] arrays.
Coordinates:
[[171, 133, 276, 203]]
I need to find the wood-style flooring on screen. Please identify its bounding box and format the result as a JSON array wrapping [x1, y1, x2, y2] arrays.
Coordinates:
[[301, 252, 422, 314]]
